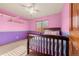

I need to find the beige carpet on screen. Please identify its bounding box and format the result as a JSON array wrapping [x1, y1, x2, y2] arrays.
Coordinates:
[[0, 39, 27, 56]]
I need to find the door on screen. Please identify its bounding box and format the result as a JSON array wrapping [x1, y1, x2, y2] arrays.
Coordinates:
[[71, 3, 79, 30]]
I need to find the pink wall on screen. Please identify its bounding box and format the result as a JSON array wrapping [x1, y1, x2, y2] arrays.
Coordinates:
[[29, 13, 62, 31], [0, 3, 70, 34], [0, 8, 29, 20], [0, 13, 29, 31], [29, 3, 70, 36], [61, 3, 70, 34]]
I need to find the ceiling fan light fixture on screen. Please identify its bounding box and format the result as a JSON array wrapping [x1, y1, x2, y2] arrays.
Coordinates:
[[25, 7, 38, 14], [21, 3, 39, 15], [21, 3, 35, 8], [30, 8, 37, 14]]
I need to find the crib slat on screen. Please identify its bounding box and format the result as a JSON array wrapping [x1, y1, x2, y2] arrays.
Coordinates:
[[34, 37, 36, 51], [47, 38, 49, 55], [41, 36, 42, 54], [42, 37, 44, 54], [61, 40, 63, 56], [49, 38, 51, 55], [45, 38, 47, 54], [41, 37, 43, 53], [57, 39, 59, 56], [51, 39, 53, 55], [42, 37, 45, 54], [55, 39, 57, 56], [38, 36, 41, 53], [36, 36, 38, 53], [46, 38, 48, 54], [53, 39, 55, 56], [38, 37, 41, 53]]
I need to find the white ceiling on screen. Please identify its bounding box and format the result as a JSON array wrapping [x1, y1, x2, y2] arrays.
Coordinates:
[[0, 3, 64, 19]]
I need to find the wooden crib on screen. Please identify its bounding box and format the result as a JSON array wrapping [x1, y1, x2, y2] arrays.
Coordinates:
[[27, 28, 69, 56]]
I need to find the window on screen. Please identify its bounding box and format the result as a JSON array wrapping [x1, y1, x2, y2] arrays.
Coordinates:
[[36, 21, 48, 32]]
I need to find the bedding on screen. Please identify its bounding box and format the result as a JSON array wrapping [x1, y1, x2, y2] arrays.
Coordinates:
[[29, 35, 66, 56], [43, 30, 60, 35]]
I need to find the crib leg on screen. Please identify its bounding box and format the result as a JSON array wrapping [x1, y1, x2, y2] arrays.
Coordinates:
[[27, 36, 29, 54]]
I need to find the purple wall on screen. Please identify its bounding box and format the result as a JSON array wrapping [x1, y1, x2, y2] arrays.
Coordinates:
[[0, 31, 27, 45], [0, 13, 29, 45]]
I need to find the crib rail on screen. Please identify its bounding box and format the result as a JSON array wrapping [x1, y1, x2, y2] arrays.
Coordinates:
[[27, 34, 69, 56]]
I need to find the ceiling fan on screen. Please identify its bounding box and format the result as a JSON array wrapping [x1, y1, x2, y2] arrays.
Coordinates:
[[20, 3, 35, 8], [20, 3, 39, 15]]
